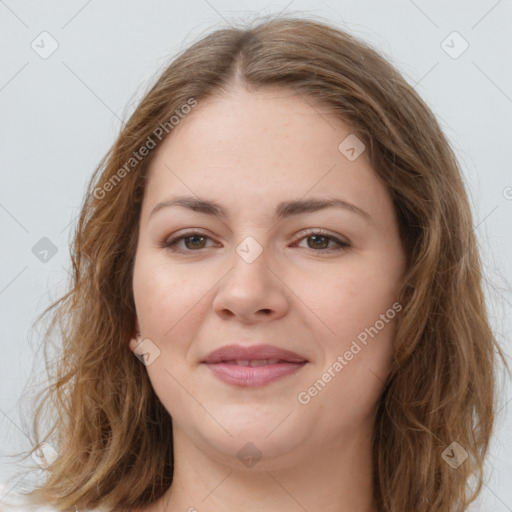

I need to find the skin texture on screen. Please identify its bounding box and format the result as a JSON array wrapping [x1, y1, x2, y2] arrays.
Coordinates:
[[129, 86, 406, 512]]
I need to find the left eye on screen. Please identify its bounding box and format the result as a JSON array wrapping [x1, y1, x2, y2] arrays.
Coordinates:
[[162, 230, 350, 253], [295, 232, 350, 251]]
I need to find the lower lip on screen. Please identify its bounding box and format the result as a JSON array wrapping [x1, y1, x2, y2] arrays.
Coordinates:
[[203, 362, 307, 387]]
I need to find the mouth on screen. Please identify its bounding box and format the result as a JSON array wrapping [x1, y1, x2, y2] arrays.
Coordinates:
[[215, 358, 295, 366], [201, 344, 309, 387]]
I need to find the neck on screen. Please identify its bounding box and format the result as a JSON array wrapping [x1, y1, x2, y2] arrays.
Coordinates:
[[156, 424, 379, 512]]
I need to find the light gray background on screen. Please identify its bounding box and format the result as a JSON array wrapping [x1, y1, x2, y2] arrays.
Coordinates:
[[0, 0, 511, 510]]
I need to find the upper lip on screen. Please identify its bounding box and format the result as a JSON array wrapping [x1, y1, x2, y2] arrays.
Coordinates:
[[202, 344, 308, 364]]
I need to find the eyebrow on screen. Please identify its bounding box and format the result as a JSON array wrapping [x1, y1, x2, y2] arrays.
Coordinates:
[[149, 195, 372, 223]]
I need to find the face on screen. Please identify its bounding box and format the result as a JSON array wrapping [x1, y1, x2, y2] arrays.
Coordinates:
[[131, 86, 406, 467]]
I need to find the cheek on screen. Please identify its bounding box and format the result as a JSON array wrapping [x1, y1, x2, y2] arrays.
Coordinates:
[[294, 262, 399, 345], [299, 273, 399, 429], [133, 253, 205, 338], [311, 265, 401, 412], [132, 255, 204, 416]]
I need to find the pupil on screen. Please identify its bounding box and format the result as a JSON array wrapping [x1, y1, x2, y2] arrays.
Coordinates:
[[186, 235, 205, 249], [309, 235, 327, 249]]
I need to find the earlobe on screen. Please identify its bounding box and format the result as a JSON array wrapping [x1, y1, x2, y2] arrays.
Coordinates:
[[129, 336, 141, 352], [129, 317, 142, 352]]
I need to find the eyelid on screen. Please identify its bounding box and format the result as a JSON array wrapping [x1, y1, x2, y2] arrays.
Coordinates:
[[161, 229, 217, 249], [161, 228, 351, 253], [295, 227, 351, 245]]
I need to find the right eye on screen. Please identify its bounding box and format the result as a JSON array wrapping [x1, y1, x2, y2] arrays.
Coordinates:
[[161, 231, 218, 253]]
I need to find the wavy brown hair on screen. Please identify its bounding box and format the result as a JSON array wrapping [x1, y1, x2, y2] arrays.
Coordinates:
[[9, 15, 509, 512]]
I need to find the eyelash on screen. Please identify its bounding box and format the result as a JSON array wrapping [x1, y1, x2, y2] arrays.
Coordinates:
[[161, 229, 351, 254]]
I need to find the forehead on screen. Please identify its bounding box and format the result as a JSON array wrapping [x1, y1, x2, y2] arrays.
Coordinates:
[[150, 87, 357, 169], [141, 87, 390, 222]]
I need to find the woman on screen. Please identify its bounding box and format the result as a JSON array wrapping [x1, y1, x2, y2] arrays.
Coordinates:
[[6, 15, 508, 512]]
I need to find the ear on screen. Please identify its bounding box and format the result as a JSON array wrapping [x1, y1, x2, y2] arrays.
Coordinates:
[[129, 336, 140, 352], [129, 317, 142, 353]]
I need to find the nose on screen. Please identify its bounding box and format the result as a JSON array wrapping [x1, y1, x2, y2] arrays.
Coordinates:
[[212, 244, 290, 323]]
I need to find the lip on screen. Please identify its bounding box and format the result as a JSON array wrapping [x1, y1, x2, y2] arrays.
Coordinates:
[[202, 344, 308, 364], [201, 344, 308, 388]]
